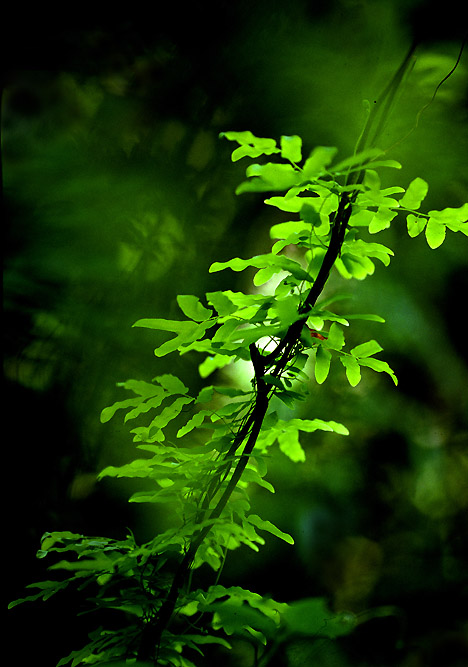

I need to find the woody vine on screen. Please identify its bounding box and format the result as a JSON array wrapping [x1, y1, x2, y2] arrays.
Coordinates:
[[9, 46, 467, 666]]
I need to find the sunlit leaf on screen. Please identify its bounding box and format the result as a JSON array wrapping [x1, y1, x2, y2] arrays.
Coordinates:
[[133, 319, 213, 357], [350, 339, 383, 358], [315, 345, 332, 384], [100, 397, 144, 424], [400, 177, 429, 210], [278, 429, 306, 463], [340, 355, 361, 387], [359, 357, 398, 385], [206, 291, 237, 316], [209, 254, 312, 282], [368, 207, 398, 234], [280, 134, 302, 162], [219, 131, 279, 161], [237, 162, 299, 193], [154, 374, 188, 395], [349, 208, 374, 227], [406, 213, 427, 237], [326, 322, 345, 350], [302, 146, 338, 178], [425, 217, 446, 249], [177, 295, 213, 322]]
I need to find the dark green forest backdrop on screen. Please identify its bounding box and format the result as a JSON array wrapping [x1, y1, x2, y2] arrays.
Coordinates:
[[3, 1, 468, 665]]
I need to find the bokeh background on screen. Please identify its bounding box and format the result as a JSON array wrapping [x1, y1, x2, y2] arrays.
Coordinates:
[[3, 1, 468, 665]]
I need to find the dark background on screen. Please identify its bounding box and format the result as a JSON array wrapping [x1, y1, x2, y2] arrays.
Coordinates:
[[3, 1, 468, 665]]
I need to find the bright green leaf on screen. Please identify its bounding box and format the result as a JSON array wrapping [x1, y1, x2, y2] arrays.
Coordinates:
[[302, 146, 338, 178], [326, 322, 345, 350], [349, 208, 374, 227], [100, 398, 143, 424], [209, 254, 312, 283], [425, 217, 446, 249], [407, 213, 427, 237], [315, 345, 332, 384], [237, 162, 299, 193], [340, 355, 361, 387], [368, 207, 398, 234], [278, 429, 306, 463], [219, 131, 279, 161], [359, 357, 398, 385], [154, 374, 188, 395], [350, 339, 383, 358], [280, 135, 302, 162], [400, 177, 429, 210], [177, 295, 213, 322], [206, 291, 237, 316]]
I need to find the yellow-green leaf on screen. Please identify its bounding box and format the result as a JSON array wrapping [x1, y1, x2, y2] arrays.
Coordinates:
[[425, 217, 446, 249]]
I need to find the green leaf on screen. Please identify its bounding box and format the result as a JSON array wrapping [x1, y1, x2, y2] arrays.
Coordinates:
[[149, 396, 194, 430], [100, 397, 144, 424], [344, 238, 394, 266], [196, 385, 215, 403], [270, 220, 310, 241], [350, 339, 383, 358], [177, 295, 213, 322], [428, 203, 468, 228], [246, 514, 294, 545], [325, 322, 345, 350], [219, 131, 279, 161], [199, 354, 234, 378], [133, 319, 213, 357], [177, 410, 211, 438], [349, 208, 375, 227], [302, 146, 338, 178], [241, 468, 275, 494], [154, 374, 188, 395], [98, 459, 155, 480], [253, 265, 277, 286], [368, 207, 398, 234], [209, 254, 312, 283], [336, 254, 375, 280], [314, 345, 332, 384], [124, 394, 167, 422], [340, 355, 361, 387], [277, 429, 306, 463], [206, 291, 238, 316], [358, 357, 398, 385], [407, 213, 427, 237], [425, 217, 446, 249], [400, 177, 429, 210], [285, 418, 349, 435], [280, 135, 302, 162], [236, 162, 300, 193], [345, 313, 385, 323]]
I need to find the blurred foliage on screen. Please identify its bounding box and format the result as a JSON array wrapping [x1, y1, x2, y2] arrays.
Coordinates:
[[4, 1, 468, 665]]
